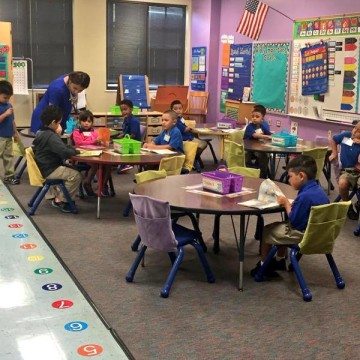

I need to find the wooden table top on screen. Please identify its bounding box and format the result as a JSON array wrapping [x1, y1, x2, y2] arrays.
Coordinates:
[[135, 174, 297, 215], [72, 150, 166, 166], [243, 138, 330, 154], [93, 111, 162, 117]]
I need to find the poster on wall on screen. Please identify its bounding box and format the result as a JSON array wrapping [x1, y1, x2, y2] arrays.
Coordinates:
[[227, 43, 252, 101], [12, 60, 29, 95], [220, 90, 227, 113], [251, 42, 290, 113], [301, 42, 328, 95], [191, 47, 206, 91], [0, 44, 9, 81], [290, 36, 360, 117]]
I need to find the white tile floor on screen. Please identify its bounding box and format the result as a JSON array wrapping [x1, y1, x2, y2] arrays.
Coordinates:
[[0, 180, 130, 359]]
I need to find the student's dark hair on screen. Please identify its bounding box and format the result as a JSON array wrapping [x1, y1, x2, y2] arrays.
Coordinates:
[[170, 99, 182, 109], [163, 109, 177, 121], [286, 154, 317, 180], [68, 71, 90, 88], [40, 105, 63, 126], [253, 104, 266, 116], [120, 99, 133, 109], [78, 109, 94, 122], [0, 80, 13, 96]]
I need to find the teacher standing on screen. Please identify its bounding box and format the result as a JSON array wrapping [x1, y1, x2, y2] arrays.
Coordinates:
[[30, 71, 90, 134]]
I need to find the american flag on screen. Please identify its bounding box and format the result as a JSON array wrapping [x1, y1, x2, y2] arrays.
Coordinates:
[[236, 0, 269, 40]]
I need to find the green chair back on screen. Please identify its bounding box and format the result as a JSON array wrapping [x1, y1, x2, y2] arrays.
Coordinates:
[[135, 169, 167, 184], [302, 147, 328, 181], [159, 155, 185, 176], [228, 166, 260, 178], [227, 130, 244, 144], [299, 201, 351, 255], [182, 141, 198, 172], [224, 140, 245, 168]]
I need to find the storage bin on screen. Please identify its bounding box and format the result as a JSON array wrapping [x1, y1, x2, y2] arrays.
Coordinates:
[[110, 105, 121, 115], [202, 167, 244, 194], [271, 131, 298, 147], [113, 135, 141, 154]]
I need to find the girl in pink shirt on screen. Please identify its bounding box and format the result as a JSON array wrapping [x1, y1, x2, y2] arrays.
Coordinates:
[[72, 110, 110, 196]]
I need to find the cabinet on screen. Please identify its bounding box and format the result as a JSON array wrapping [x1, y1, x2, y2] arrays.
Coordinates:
[[146, 117, 163, 142], [225, 100, 254, 125]]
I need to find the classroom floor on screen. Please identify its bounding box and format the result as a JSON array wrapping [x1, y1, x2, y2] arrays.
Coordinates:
[[1, 133, 359, 359], [0, 181, 131, 359]]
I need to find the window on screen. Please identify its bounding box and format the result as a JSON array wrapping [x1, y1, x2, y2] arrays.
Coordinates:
[[107, 1, 186, 89], [0, 0, 73, 88]]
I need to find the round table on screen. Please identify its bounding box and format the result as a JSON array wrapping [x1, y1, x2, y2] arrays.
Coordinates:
[[135, 173, 296, 290], [243, 139, 332, 191], [72, 151, 167, 218]]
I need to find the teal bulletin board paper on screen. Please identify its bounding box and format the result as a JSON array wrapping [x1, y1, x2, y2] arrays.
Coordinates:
[[251, 42, 290, 113]]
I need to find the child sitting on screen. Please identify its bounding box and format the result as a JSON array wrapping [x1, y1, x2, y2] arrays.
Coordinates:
[[143, 110, 183, 153], [33, 105, 82, 213], [251, 155, 329, 278], [0, 80, 20, 185], [244, 104, 272, 178], [72, 110, 109, 197], [117, 99, 141, 173], [329, 122, 360, 219], [170, 99, 207, 156]]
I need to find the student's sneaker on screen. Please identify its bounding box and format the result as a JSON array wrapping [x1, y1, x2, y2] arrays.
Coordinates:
[[83, 182, 96, 197], [51, 199, 63, 210], [271, 258, 287, 271], [101, 186, 110, 197], [51, 200, 74, 213], [117, 165, 133, 174], [250, 261, 280, 278], [347, 205, 359, 220], [60, 202, 73, 213], [3, 176, 20, 185]]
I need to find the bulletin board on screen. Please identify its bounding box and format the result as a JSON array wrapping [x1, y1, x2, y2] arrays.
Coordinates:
[[116, 74, 150, 109], [289, 14, 360, 123], [251, 42, 291, 113]]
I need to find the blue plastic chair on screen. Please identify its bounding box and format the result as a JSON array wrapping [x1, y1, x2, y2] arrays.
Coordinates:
[[126, 193, 215, 298], [253, 202, 350, 301], [25, 147, 78, 215]]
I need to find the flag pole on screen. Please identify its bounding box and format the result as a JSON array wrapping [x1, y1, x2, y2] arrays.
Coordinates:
[[268, 5, 294, 22]]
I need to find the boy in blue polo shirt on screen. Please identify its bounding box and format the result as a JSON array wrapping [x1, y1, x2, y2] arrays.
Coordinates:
[[251, 155, 329, 278], [244, 104, 272, 178], [170, 99, 207, 155], [144, 110, 183, 153], [0, 80, 20, 185], [329, 122, 360, 219], [116, 99, 141, 174]]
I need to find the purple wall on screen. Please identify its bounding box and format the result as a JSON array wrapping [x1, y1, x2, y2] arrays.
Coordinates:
[[191, 0, 360, 139]]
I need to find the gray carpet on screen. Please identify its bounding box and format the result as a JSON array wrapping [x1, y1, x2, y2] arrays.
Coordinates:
[[6, 134, 360, 359]]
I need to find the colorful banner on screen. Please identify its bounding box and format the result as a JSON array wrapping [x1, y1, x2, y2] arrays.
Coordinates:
[[301, 42, 328, 95], [251, 42, 290, 113], [294, 14, 360, 39], [191, 47, 206, 91]]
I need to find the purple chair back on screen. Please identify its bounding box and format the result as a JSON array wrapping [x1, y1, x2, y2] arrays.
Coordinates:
[[129, 193, 178, 252]]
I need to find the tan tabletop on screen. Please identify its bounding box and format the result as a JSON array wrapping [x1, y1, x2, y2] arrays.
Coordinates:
[[72, 151, 167, 218], [193, 126, 243, 159], [243, 138, 331, 184], [135, 173, 296, 290]]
